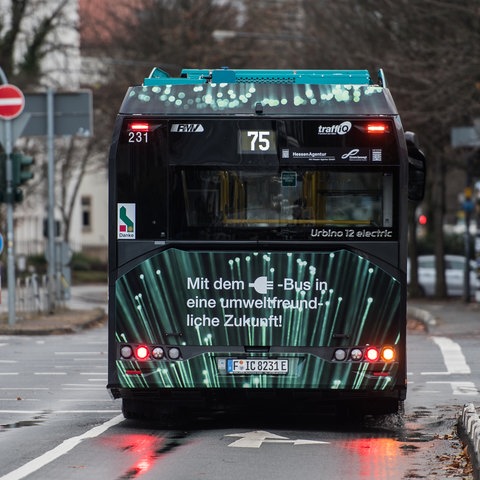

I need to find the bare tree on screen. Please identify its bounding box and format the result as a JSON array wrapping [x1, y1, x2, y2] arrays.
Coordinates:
[[0, 0, 73, 88], [298, 0, 480, 297], [77, 0, 480, 298]]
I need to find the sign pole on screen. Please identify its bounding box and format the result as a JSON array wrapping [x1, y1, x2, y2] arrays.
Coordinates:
[[5, 120, 16, 325], [46, 88, 56, 313], [0, 68, 25, 325]]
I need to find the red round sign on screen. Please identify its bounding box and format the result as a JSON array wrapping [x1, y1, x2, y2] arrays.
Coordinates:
[[0, 84, 25, 120]]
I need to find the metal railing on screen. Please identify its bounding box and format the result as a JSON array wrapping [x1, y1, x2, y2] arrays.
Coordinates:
[[15, 273, 67, 313]]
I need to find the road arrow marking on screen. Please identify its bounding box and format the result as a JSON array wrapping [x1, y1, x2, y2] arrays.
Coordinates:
[[226, 430, 329, 448]]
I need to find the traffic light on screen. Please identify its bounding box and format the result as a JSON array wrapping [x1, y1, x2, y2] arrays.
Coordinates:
[[0, 153, 6, 203], [11, 152, 34, 186], [11, 152, 34, 203], [0, 152, 34, 203]]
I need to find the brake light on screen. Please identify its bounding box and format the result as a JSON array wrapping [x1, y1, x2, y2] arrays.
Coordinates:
[[365, 346, 380, 362], [367, 123, 388, 134], [135, 345, 149, 360], [129, 122, 150, 131]]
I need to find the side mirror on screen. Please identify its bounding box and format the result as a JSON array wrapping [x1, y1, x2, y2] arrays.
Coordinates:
[[405, 131, 426, 202]]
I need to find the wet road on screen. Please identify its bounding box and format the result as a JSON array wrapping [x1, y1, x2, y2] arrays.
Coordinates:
[[0, 324, 477, 479]]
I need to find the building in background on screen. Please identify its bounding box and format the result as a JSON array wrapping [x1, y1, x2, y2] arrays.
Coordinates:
[[2, 0, 109, 263]]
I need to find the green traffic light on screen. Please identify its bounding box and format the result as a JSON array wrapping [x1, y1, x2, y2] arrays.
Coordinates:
[[11, 152, 34, 186], [0, 152, 6, 203]]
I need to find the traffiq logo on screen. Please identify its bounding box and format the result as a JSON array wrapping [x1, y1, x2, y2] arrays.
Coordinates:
[[318, 121, 352, 135]]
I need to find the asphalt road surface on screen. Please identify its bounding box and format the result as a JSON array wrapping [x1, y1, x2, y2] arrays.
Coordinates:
[[0, 315, 477, 479]]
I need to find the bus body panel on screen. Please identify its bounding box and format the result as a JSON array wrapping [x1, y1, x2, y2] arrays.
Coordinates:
[[111, 248, 404, 394]]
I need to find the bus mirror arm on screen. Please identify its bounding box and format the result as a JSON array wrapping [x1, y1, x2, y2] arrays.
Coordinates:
[[405, 131, 426, 203]]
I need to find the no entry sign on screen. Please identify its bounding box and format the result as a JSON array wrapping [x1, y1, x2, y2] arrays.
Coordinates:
[[0, 84, 25, 119]]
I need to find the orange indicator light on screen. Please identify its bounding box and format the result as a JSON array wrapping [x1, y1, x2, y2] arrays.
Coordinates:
[[381, 346, 396, 362]]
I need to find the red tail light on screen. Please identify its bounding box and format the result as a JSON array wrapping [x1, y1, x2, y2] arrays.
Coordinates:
[[135, 345, 149, 360], [365, 346, 380, 362], [129, 122, 150, 132], [367, 123, 388, 134]]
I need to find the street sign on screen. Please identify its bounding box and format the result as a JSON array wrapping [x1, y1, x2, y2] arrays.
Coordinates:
[[451, 126, 480, 148], [0, 91, 92, 145], [22, 91, 93, 136], [0, 84, 25, 119]]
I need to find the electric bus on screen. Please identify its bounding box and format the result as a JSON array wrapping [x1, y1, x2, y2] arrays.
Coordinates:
[[107, 68, 425, 419]]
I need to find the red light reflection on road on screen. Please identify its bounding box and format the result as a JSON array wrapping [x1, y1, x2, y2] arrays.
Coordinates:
[[102, 433, 161, 477], [340, 437, 399, 478]]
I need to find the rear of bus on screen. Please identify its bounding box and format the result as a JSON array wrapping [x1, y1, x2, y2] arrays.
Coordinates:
[[108, 69, 424, 418]]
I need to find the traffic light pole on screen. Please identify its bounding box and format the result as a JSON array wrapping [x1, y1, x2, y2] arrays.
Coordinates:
[[0, 66, 17, 326], [5, 122, 16, 325], [0, 68, 17, 325]]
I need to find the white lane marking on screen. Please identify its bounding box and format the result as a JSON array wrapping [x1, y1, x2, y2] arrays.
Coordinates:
[[0, 388, 48, 391], [421, 371, 450, 375], [34, 372, 67, 376], [59, 399, 113, 403], [423, 337, 471, 374], [427, 381, 479, 396], [226, 430, 329, 448], [54, 352, 101, 355], [0, 414, 123, 480]]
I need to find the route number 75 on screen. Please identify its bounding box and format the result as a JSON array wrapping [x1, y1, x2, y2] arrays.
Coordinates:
[[247, 131, 271, 151]]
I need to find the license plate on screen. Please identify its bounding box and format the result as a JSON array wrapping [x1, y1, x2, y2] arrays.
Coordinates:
[[227, 358, 289, 375]]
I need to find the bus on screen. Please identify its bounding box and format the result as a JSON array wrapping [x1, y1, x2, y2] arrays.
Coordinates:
[[107, 68, 426, 419]]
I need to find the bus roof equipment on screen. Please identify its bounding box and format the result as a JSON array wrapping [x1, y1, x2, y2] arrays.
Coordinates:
[[144, 67, 387, 87]]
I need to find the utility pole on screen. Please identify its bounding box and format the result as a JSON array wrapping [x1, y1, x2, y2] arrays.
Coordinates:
[[46, 88, 56, 313]]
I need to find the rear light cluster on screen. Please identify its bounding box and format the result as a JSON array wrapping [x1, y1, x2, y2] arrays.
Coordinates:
[[120, 344, 181, 361], [333, 345, 396, 363]]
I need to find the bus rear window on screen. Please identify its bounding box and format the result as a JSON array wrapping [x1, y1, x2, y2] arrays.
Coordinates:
[[170, 168, 395, 241]]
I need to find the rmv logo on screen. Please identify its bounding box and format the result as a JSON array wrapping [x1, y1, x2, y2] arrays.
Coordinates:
[[171, 124, 205, 132]]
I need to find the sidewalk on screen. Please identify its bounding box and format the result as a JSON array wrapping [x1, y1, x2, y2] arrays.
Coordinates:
[[408, 298, 480, 477], [408, 298, 480, 337], [0, 284, 107, 335]]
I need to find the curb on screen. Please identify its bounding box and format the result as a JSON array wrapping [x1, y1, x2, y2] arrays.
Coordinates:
[[407, 305, 437, 330], [0, 308, 106, 336], [459, 403, 480, 479]]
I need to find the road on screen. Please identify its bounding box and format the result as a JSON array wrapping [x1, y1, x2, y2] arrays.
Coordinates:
[[0, 315, 477, 479]]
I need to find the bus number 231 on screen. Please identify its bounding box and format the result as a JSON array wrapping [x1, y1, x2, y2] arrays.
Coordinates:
[[128, 131, 148, 143]]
